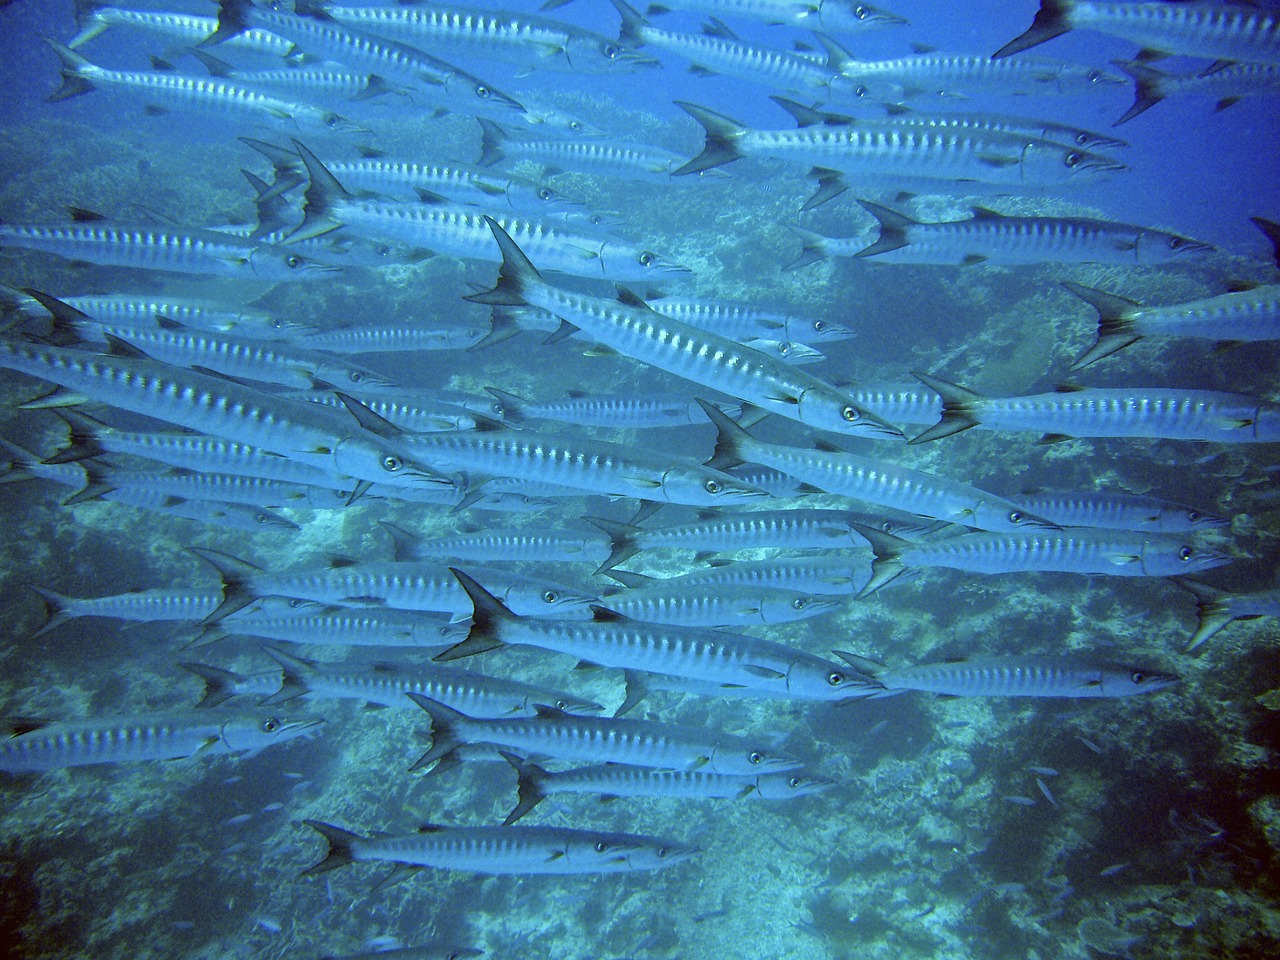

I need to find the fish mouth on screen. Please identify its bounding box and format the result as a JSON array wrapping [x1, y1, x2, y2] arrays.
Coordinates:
[[1175, 239, 1216, 256], [1086, 134, 1129, 151], [1083, 158, 1129, 174]]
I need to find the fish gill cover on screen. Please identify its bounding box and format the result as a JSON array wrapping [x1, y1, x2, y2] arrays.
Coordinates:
[[0, 1, 1276, 959]]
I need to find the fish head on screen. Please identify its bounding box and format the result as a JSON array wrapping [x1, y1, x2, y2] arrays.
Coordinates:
[[797, 388, 904, 440], [743, 338, 824, 366], [823, 2, 910, 30], [330, 434, 459, 492], [1133, 229, 1214, 263], [1022, 142, 1127, 184], [312, 364, 400, 394], [1060, 127, 1128, 152], [516, 101, 607, 138], [499, 577, 599, 619], [222, 713, 326, 753], [441, 71, 526, 117], [248, 244, 342, 279], [711, 743, 805, 775], [248, 507, 301, 531], [606, 243, 691, 279], [759, 593, 842, 623], [565, 34, 661, 73], [974, 500, 1061, 532], [580, 834, 698, 871], [754, 771, 838, 799], [1144, 539, 1232, 576], [789, 315, 857, 344], [788, 658, 884, 701], [657, 467, 770, 506], [1098, 664, 1181, 697]]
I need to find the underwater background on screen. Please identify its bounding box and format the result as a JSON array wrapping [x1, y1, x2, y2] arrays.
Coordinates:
[[0, 1, 1277, 959]]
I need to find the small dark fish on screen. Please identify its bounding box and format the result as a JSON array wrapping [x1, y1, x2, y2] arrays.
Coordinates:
[[1029, 765, 1059, 776], [1003, 795, 1036, 806], [1036, 778, 1059, 807], [1078, 736, 1104, 754], [1098, 862, 1130, 877], [222, 813, 254, 826], [867, 719, 890, 736]]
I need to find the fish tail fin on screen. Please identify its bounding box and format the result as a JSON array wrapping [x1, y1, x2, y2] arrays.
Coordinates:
[[288, 139, 350, 242], [476, 118, 509, 167], [499, 751, 548, 825], [431, 568, 513, 662], [260, 646, 316, 705], [992, 0, 1072, 58], [25, 586, 76, 639], [177, 661, 249, 709], [405, 694, 465, 770], [301, 820, 361, 876], [800, 167, 848, 212], [238, 137, 306, 199], [21, 288, 96, 347], [847, 523, 909, 597], [1171, 578, 1234, 653], [909, 372, 984, 443], [464, 217, 545, 307], [695, 397, 752, 472], [1061, 281, 1143, 370], [583, 516, 642, 573], [610, 0, 648, 46], [672, 102, 744, 175], [1112, 60, 1167, 125], [376, 520, 423, 563], [190, 548, 264, 623], [44, 407, 109, 464], [203, 0, 252, 46], [43, 37, 97, 102], [68, 0, 108, 48], [1250, 216, 1280, 270], [783, 226, 832, 271], [853, 199, 915, 258]]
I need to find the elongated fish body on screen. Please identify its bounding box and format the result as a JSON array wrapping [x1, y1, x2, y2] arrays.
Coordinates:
[[862, 109, 1128, 152], [287, 391, 476, 434], [26, 587, 309, 637], [674, 102, 1123, 186], [1115, 58, 1280, 124], [469, 220, 900, 439], [295, 322, 489, 354], [502, 754, 832, 824], [43, 40, 354, 133], [401, 428, 766, 507], [380, 521, 610, 565], [303, 820, 695, 875], [209, 607, 466, 649], [628, 0, 908, 33], [0, 711, 322, 772], [1008, 491, 1229, 533], [853, 523, 1230, 594], [0, 219, 336, 280], [835, 51, 1124, 101], [1064, 282, 1280, 369], [477, 120, 699, 181], [849, 382, 943, 425], [849, 200, 1212, 266], [260, 647, 601, 718], [698, 401, 1056, 533], [994, 0, 1280, 65], [486, 388, 742, 429], [0, 339, 444, 490], [192, 549, 599, 621], [78, 467, 334, 510], [596, 583, 840, 627], [644, 295, 856, 345], [409, 695, 803, 773], [68, 2, 291, 55], [656, 556, 874, 597], [55, 294, 315, 339], [324, 2, 656, 74], [190, 54, 407, 104], [209, 0, 525, 120], [912, 374, 1280, 444], [1177, 580, 1280, 651], [835, 654, 1179, 698]]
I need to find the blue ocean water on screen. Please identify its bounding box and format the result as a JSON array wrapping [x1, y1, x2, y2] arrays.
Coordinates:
[[0, 2, 1277, 959]]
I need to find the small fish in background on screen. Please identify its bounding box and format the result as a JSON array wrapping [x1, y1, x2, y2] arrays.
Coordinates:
[[1003, 795, 1037, 806], [1036, 778, 1059, 807], [1029, 765, 1059, 777], [1099, 862, 1131, 878]]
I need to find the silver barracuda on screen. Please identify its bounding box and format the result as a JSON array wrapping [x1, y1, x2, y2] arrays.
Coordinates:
[[408, 693, 803, 774], [188, 49, 409, 104], [287, 390, 478, 434], [1114, 58, 1280, 124], [500, 753, 833, 825], [647, 555, 876, 597], [850, 522, 1231, 595], [485, 387, 743, 429], [294, 321, 492, 354], [303, 820, 695, 876], [467, 219, 900, 439], [698, 400, 1058, 532], [25, 587, 308, 638], [324, 1, 657, 74], [596, 578, 842, 627], [67, 0, 292, 55], [643, 294, 857, 345], [1064, 281, 1280, 369], [0, 711, 323, 773], [477, 119, 707, 182], [582, 0, 909, 34], [378, 519, 611, 566], [202, 605, 466, 649], [994, 0, 1280, 65], [0, 338, 451, 492], [861, 106, 1129, 152], [44, 39, 358, 133], [206, 0, 526, 119], [672, 101, 1125, 188], [48, 293, 316, 339], [911, 373, 1280, 444], [1176, 580, 1280, 652], [832, 653, 1180, 699], [290, 143, 689, 281], [1007, 491, 1229, 533]]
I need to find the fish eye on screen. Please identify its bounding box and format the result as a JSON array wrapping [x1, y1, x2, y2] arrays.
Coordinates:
[[375, 244, 391, 257], [1076, 132, 1089, 145], [595, 841, 607, 853], [827, 671, 844, 686], [538, 187, 554, 201], [638, 251, 655, 267], [285, 255, 302, 268], [789, 776, 802, 787], [475, 84, 491, 99], [704, 478, 721, 494], [1087, 69, 1102, 82], [855, 85, 869, 98], [749, 751, 764, 764], [271, 318, 284, 328], [855, 5, 868, 18], [656, 846, 669, 858], [1178, 546, 1194, 561], [381, 455, 403, 472], [813, 320, 826, 332], [792, 597, 807, 610], [325, 114, 339, 128], [261, 718, 280, 733], [1131, 671, 1146, 684], [1064, 151, 1082, 168], [542, 590, 559, 603], [569, 120, 582, 132], [349, 371, 364, 382], [1187, 510, 1201, 521], [1009, 510, 1024, 523], [841, 405, 860, 422], [603, 43, 619, 59], [1169, 237, 1185, 249], [778, 342, 790, 356], [554, 699, 567, 709]]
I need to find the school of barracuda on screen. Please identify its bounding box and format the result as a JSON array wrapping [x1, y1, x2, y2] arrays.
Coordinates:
[[0, 0, 1277, 958]]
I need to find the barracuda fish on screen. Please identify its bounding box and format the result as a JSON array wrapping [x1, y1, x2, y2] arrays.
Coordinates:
[[833, 199, 1212, 267], [1114, 58, 1280, 124], [831, 653, 1180, 698], [323, 1, 657, 74], [206, 0, 526, 120], [485, 388, 742, 429], [295, 321, 495, 354], [44, 39, 358, 134], [866, 106, 1129, 152], [1064, 281, 1280, 369], [0, 338, 450, 493], [1176, 579, 1280, 651], [596, 576, 841, 627], [0, 211, 338, 280], [435, 568, 878, 708], [607, 0, 909, 34], [188, 49, 409, 104], [25, 587, 307, 638], [698, 400, 1058, 533], [911, 373, 1280, 444], [67, 0, 292, 55], [851, 522, 1230, 595], [409, 693, 803, 774], [994, 0, 1280, 65], [201, 605, 467, 649], [191, 549, 599, 622], [672, 101, 1125, 188], [287, 390, 478, 434], [303, 820, 695, 876], [379, 519, 610, 566], [647, 555, 876, 597], [0, 711, 323, 773], [477, 119, 707, 181], [290, 143, 689, 281], [47, 293, 316, 339], [1008, 491, 1228, 533], [500, 753, 833, 825], [846, 382, 942, 425], [468, 220, 900, 439], [643, 294, 857, 345]]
